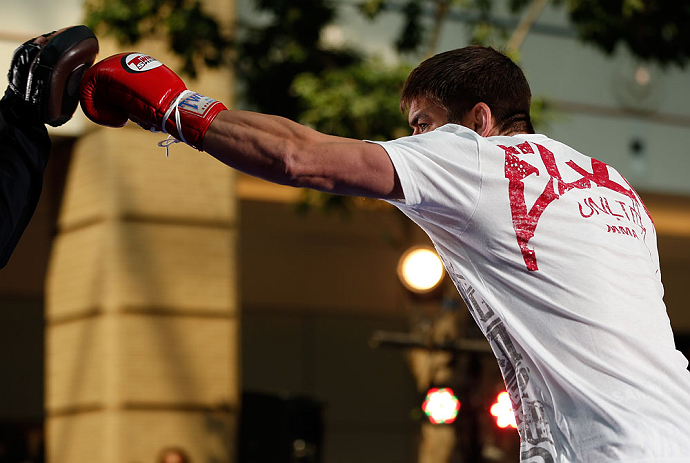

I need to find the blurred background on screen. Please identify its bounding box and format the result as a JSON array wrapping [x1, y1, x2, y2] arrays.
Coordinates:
[[0, 0, 688, 462]]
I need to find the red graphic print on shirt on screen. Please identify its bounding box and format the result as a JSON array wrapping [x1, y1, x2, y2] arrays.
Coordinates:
[[500, 142, 652, 271]]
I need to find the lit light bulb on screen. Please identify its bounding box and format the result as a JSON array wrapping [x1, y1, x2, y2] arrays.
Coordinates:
[[397, 246, 444, 293], [490, 391, 518, 429], [422, 387, 461, 424]]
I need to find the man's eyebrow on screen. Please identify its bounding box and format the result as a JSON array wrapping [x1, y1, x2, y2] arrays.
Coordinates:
[[409, 112, 426, 127]]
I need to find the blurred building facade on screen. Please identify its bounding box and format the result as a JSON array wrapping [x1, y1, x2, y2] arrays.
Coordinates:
[[0, 1, 689, 463]]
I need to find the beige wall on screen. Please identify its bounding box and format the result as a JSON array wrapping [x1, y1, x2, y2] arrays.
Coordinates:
[[40, 3, 238, 461]]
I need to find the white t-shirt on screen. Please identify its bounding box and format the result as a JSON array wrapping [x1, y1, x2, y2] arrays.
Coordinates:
[[374, 124, 690, 463]]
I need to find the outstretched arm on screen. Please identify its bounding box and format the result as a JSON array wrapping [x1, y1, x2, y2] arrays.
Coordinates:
[[202, 110, 402, 199], [79, 52, 403, 200]]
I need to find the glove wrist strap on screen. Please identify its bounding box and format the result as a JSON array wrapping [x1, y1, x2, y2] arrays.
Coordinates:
[[161, 90, 227, 151]]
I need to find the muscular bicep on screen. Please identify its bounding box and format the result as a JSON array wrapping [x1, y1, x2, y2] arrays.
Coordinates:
[[290, 141, 404, 200]]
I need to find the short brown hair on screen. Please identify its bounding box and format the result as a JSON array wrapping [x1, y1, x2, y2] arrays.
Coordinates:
[[400, 46, 534, 134]]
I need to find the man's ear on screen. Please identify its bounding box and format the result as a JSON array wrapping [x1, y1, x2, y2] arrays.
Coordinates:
[[463, 102, 496, 137]]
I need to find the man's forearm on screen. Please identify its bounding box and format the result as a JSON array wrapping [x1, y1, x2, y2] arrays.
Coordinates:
[[201, 109, 325, 186], [201, 109, 399, 198]]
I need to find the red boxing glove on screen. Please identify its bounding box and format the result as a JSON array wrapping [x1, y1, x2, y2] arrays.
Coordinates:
[[79, 52, 226, 150]]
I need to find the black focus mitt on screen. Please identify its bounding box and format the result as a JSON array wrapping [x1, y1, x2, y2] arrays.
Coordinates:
[[7, 25, 99, 127]]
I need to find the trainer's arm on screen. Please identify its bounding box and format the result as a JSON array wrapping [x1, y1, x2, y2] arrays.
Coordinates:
[[202, 110, 404, 200], [0, 91, 51, 268]]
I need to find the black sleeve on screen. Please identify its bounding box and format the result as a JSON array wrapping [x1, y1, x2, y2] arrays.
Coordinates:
[[0, 89, 51, 268]]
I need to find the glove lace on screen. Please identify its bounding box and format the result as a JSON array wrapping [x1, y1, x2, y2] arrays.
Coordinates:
[[157, 89, 194, 156], [157, 136, 179, 157]]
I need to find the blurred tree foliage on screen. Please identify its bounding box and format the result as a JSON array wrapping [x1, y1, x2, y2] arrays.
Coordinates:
[[84, 0, 231, 78], [292, 61, 412, 140], [359, 0, 690, 67], [234, 0, 360, 121], [568, 0, 689, 68], [358, 0, 506, 56]]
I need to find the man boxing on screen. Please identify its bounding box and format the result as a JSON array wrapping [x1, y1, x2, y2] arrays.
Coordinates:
[[80, 48, 690, 462], [0, 25, 98, 268]]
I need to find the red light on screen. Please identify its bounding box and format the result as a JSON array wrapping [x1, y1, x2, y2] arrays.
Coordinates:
[[490, 391, 517, 429], [422, 387, 461, 424]]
